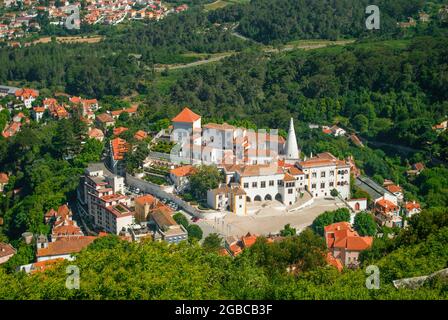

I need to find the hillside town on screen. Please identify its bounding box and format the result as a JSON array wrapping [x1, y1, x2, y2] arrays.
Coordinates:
[[0, 0, 189, 42], [0, 86, 436, 274]]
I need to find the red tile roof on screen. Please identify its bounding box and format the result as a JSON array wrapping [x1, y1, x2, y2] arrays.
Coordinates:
[[36, 236, 98, 258], [0, 242, 16, 259], [405, 201, 421, 211], [326, 252, 343, 272], [172, 107, 201, 123], [33, 106, 45, 113], [69, 96, 82, 104], [283, 172, 295, 182], [413, 162, 425, 171], [241, 232, 257, 248], [134, 130, 148, 141], [0, 172, 9, 184], [386, 185, 402, 194], [88, 128, 104, 139], [288, 167, 304, 176], [96, 113, 115, 123], [325, 222, 373, 252], [135, 194, 156, 206], [375, 198, 399, 213], [113, 126, 128, 136], [170, 165, 196, 177], [30, 258, 64, 274], [229, 243, 242, 256], [111, 137, 129, 160], [15, 88, 38, 99]]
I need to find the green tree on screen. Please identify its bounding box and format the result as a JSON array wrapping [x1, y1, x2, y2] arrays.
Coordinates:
[[330, 188, 339, 197], [202, 233, 222, 252], [353, 114, 369, 133], [173, 212, 189, 229], [312, 208, 350, 236], [354, 212, 377, 236], [280, 224, 296, 237], [188, 165, 222, 200], [187, 224, 203, 241]]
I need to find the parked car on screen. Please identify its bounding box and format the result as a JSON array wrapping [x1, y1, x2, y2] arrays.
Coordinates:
[[191, 217, 199, 222]]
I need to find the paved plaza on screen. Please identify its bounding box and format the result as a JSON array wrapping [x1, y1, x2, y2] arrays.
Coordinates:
[[194, 198, 348, 238]]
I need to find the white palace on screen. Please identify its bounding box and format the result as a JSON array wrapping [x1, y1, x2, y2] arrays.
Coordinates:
[[169, 107, 351, 215]]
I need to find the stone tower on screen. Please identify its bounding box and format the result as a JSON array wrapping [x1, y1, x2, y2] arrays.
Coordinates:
[[285, 117, 300, 160]]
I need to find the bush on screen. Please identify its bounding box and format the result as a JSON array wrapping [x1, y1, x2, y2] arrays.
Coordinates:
[[173, 212, 189, 229], [354, 212, 377, 236], [312, 208, 351, 236], [202, 233, 222, 253], [187, 224, 203, 241]]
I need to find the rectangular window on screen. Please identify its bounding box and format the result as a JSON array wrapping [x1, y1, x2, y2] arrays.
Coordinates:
[[261, 181, 266, 188], [312, 172, 317, 178], [330, 170, 335, 176], [288, 189, 293, 194], [321, 171, 326, 178], [244, 183, 249, 189], [321, 183, 325, 189], [269, 180, 274, 186], [252, 182, 257, 188], [329, 182, 334, 187], [311, 184, 316, 189]]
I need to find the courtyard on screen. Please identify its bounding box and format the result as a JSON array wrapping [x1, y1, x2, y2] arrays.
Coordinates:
[[199, 198, 348, 238]]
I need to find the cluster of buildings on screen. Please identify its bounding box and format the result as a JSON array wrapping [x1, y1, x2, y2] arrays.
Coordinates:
[[77, 163, 187, 242], [0, 0, 189, 40], [81, 0, 179, 25], [162, 108, 354, 216], [0, 3, 41, 42], [356, 175, 422, 229], [12, 203, 102, 273], [0, 84, 145, 146], [398, 11, 431, 28], [0, 85, 104, 138]]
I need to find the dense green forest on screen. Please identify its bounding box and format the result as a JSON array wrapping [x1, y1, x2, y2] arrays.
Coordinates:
[[0, 207, 447, 299], [0, 9, 247, 97], [0, 112, 103, 243], [208, 0, 448, 43]]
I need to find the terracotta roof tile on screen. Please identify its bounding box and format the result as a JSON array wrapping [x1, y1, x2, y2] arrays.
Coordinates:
[[36, 236, 97, 258], [172, 107, 201, 123], [170, 165, 196, 177]]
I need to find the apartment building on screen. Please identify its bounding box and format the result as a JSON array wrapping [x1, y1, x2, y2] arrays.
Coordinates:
[[77, 163, 133, 234]]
